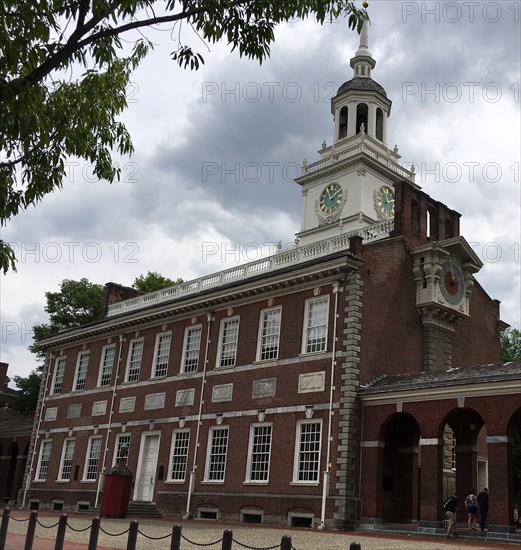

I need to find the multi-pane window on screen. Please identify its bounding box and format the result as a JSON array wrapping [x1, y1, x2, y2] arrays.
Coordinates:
[[257, 308, 281, 361], [303, 297, 329, 353], [99, 345, 116, 387], [181, 326, 202, 373], [73, 351, 89, 391], [35, 440, 52, 481], [52, 357, 66, 394], [125, 338, 144, 382], [152, 332, 171, 378], [84, 436, 102, 481], [218, 318, 239, 368], [114, 434, 131, 466], [205, 427, 229, 481], [247, 424, 272, 482], [59, 439, 76, 481], [169, 430, 190, 481], [294, 421, 322, 482]]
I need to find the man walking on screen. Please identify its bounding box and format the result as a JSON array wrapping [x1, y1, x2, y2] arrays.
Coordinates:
[[477, 487, 489, 531], [445, 492, 459, 539]]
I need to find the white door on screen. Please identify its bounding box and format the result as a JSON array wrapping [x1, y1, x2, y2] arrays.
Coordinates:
[[135, 434, 160, 501]]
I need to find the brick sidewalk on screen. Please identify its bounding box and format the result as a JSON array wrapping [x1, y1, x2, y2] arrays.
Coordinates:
[[3, 532, 116, 550]]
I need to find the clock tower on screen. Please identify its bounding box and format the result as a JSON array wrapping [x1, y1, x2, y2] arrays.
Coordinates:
[[295, 16, 416, 247]]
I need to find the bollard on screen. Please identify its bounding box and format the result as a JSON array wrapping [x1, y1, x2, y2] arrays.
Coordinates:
[[24, 510, 37, 550], [54, 513, 68, 550], [221, 528, 233, 550], [126, 520, 138, 550], [349, 542, 361, 550], [280, 534, 292, 550], [170, 524, 182, 550], [88, 517, 100, 550], [0, 508, 10, 550]]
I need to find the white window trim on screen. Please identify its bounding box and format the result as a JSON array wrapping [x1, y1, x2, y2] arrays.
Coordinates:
[[51, 357, 67, 394], [181, 324, 202, 374], [35, 439, 52, 481], [83, 435, 102, 482], [255, 307, 282, 362], [98, 344, 116, 387], [112, 433, 131, 467], [125, 337, 144, 383], [216, 316, 240, 369], [151, 331, 172, 378], [58, 438, 75, 482], [203, 425, 229, 483], [167, 428, 190, 482], [244, 422, 272, 484], [73, 351, 90, 391], [301, 295, 330, 355], [292, 419, 323, 485]]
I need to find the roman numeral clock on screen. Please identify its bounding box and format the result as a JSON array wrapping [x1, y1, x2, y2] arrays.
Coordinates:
[[316, 182, 346, 224], [411, 237, 483, 370]]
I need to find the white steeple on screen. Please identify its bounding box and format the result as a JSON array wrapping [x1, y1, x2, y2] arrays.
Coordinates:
[[350, 15, 375, 79]]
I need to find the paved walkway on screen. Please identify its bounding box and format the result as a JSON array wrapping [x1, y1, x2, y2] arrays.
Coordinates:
[[3, 512, 517, 550]]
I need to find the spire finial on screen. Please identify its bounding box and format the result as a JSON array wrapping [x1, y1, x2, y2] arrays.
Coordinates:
[[350, 11, 375, 78]]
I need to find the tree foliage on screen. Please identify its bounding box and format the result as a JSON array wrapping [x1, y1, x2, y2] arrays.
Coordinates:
[[133, 270, 183, 293], [11, 371, 42, 415], [0, 0, 366, 273], [500, 327, 521, 362], [30, 278, 105, 359]]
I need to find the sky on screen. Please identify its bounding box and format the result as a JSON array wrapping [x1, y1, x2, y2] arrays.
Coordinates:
[[1, 0, 520, 385]]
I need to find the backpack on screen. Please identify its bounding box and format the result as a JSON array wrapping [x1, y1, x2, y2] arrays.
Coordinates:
[[466, 495, 477, 508], [442, 497, 453, 512]]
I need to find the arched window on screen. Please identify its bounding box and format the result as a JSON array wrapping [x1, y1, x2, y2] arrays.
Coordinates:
[[376, 108, 384, 141], [339, 106, 348, 139], [356, 103, 368, 134], [428, 206, 438, 239]]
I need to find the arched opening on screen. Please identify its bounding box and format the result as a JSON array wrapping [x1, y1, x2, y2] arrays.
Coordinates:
[[380, 413, 421, 523], [339, 106, 348, 139], [441, 409, 485, 514], [376, 108, 384, 141], [509, 408, 521, 527], [4, 442, 18, 502], [428, 207, 438, 239], [356, 103, 368, 134]]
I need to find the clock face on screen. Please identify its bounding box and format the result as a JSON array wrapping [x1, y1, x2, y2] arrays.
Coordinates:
[[319, 183, 344, 216], [439, 261, 465, 305], [376, 186, 395, 219]]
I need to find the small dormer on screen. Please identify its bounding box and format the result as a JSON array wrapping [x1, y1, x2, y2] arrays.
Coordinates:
[[331, 16, 392, 144]]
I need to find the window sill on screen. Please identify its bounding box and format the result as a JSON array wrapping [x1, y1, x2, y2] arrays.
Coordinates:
[[201, 480, 225, 485], [243, 481, 269, 486], [290, 481, 320, 487], [164, 480, 186, 484], [298, 351, 328, 358]]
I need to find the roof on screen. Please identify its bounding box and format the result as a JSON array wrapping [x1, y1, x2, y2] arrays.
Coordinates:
[[360, 362, 521, 393], [336, 77, 388, 99]]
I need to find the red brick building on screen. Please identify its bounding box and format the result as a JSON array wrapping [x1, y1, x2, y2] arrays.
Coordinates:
[[0, 363, 32, 506], [21, 20, 520, 534]]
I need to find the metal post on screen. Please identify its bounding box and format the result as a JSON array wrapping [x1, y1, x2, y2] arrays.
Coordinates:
[[280, 534, 292, 550], [221, 529, 233, 550], [88, 517, 100, 550], [54, 513, 68, 550], [170, 524, 182, 550], [126, 520, 138, 550], [23, 511, 37, 550], [0, 508, 10, 550], [349, 542, 362, 550], [54, 514, 67, 550]]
